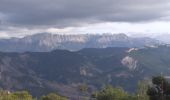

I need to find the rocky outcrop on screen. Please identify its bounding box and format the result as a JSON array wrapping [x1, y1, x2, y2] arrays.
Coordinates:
[[121, 56, 138, 71]]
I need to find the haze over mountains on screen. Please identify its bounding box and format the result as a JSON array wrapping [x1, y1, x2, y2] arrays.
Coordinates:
[[0, 33, 161, 52]]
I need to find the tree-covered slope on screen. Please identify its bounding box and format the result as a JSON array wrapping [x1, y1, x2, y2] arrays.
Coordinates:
[[0, 46, 170, 98]]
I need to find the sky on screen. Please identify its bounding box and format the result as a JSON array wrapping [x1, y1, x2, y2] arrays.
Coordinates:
[[0, 0, 170, 38]]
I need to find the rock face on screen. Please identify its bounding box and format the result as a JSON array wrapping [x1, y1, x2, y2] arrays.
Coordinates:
[[121, 56, 138, 71], [0, 33, 160, 52]]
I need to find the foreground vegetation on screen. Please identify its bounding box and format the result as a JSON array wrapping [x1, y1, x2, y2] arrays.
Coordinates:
[[0, 91, 67, 100], [0, 76, 170, 100]]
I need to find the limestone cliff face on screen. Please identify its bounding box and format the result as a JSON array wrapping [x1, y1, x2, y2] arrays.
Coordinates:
[[0, 33, 159, 52], [121, 56, 138, 71]]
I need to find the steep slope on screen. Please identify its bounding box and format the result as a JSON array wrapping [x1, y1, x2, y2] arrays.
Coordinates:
[[0, 33, 160, 52]]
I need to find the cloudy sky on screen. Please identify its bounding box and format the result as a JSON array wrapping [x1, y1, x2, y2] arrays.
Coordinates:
[[0, 0, 170, 38]]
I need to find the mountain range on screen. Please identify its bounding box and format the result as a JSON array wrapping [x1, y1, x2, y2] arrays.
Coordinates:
[[0, 45, 170, 99], [0, 33, 160, 52]]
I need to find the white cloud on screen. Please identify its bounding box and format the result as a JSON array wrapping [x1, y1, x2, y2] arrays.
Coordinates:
[[1, 0, 170, 37], [64, 21, 170, 35]]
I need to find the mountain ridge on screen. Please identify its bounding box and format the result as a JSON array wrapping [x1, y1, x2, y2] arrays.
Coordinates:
[[0, 33, 160, 52]]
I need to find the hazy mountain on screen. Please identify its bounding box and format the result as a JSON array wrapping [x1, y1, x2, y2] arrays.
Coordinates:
[[0, 45, 170, 99], [153, 34, 170, 44], [130, 33, 170, 44], [0, 33, 160, 52]]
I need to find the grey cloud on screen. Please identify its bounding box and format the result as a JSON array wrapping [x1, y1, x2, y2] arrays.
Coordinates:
[[0, 0, 170, 28]]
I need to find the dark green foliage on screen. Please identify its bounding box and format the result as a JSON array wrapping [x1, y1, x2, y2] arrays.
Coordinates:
[[147, 76, 170, 100]]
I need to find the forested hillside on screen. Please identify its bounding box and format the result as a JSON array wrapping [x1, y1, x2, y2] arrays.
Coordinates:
[[0, 45, 170, 99]]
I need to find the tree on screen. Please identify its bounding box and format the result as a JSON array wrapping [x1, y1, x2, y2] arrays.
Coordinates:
[[79, 83, 89, 100], [147, 76, 170, 100], [136, 81, 149, 100], [92, 85, 129, 100], [79, 83, 88, 94], [11, 91, 33, 100], [0, 90, 13, 100], [40, 93, 67, 100]]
